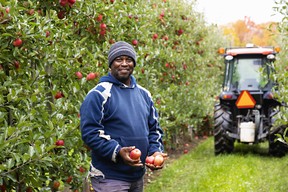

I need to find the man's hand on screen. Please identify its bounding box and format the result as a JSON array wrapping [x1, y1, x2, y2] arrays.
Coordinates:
[[118, 146, 143, 167], [145, 152, 168, 170]]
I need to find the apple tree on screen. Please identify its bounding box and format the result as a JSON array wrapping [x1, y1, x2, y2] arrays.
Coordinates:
[[0, 0, 227, 190], [273, 0, 288, 143]]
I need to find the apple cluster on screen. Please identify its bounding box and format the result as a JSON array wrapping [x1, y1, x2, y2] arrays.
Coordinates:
[[145, 154, 164, 166]]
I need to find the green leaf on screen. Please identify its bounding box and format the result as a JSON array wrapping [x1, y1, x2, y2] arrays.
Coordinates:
[[29, 146, 35, 157], [6, 158, 15, 169]]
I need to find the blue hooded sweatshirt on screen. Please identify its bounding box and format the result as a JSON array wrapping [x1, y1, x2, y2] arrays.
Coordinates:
[[80, 73, 164, 182]]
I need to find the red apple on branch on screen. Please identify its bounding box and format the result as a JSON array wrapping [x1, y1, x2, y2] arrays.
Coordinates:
[[53, 180, 60, 189], [14, 61, 20, 69], [79, 166, 85, 173], [86, 72, 96, 81], [56, 139, 64, 146], [54, 91, 64, 99], [100, 23, 107, 30], [68, 0, 76, 5], [132, 39, 138, 46], [152, 33, 158, 40], [66, 176, 73, 184], [75, 71, 83, 79], [13, 38, 23, 47], [96, 14, 103, 22], [59, 0, 68, 6]]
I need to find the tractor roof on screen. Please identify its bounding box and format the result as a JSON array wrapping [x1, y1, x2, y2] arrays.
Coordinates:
[[226, 47, 274, 56]]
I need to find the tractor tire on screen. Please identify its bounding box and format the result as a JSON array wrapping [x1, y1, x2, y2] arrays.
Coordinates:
[[214, 103, 235, 155], [269, 125, 288, 157]]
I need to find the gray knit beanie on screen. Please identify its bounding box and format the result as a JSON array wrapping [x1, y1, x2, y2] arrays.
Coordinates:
[[108, 41, 137, 67]]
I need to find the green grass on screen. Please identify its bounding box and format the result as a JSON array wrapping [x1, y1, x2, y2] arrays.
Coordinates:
[[144, 138, 288, 192]]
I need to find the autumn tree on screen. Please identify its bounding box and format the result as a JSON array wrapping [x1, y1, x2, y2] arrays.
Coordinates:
[[221, 17, 279, 46]]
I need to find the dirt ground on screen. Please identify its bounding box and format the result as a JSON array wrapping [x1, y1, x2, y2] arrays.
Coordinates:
[[144, 136, 208, 186]]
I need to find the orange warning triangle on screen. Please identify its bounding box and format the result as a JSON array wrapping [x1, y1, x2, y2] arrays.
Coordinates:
[[236, 90, 256, 109]]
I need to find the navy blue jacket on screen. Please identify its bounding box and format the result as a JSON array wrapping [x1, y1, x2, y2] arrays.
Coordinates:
[[80, 73, 164, 181]]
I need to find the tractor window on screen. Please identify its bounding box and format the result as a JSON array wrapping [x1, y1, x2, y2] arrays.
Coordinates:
[[232, 57, 269, 90]]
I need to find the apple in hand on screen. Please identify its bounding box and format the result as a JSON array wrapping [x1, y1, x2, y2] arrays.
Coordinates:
[[145, 156, 155, 165], [153, 155, 164, 166], [129, 148, 141, 160]]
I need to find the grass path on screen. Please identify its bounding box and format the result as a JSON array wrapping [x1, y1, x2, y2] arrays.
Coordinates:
[[144, 138, 288, 192]]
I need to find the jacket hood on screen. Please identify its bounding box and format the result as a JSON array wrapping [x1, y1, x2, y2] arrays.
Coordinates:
[[99, 73, 137, 87]]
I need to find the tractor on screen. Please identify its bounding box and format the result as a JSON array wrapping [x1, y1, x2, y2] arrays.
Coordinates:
[[214, 44, 288, 156]]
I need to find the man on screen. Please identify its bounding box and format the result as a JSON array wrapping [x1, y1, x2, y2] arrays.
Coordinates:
[[80, 41, 166, 192]]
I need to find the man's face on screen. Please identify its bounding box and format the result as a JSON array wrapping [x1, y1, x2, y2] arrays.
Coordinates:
[[110, 56, 134, 85]]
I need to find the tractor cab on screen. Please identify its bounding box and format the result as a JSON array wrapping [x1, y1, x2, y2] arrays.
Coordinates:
[[214, 44, 287, 156], [220, 44, 278, 93]]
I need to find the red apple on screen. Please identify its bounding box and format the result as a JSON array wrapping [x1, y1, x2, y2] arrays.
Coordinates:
[[96, 14, 103, 22], [183, 149, 188, 154], [13, 38, 23, 47], [109, 39, 115, 44], [46, 30, 50, 37], [99, 30, 106, 36], [132, 39, 138, 46], [53, 180, 60, 189], [153, 155, 164, 166], [162, 35, 169, 41], [57, 10, 66, 19], [14, 61, 20, 69], [27, 9, 34, 15], [183, 64, 187, 70], [68, 0, 76, 5], [0, 185, 6, 192], [54, 91, 64, 99], [66, 176, 73, 184], [56, 139, 64, 146], [145, 156, 154, 164], [152, 33, 158, 40], [86, 72, 96, 81], [5, 7, 10, 14], [75, 71, 83, 79], [79, 166, 85, 173], [100, 23, 107, 30], [26, 187, 33, 192], [130, 148, 141, 160], [59, 0, 68, 6], [177, 29, 184, 36]]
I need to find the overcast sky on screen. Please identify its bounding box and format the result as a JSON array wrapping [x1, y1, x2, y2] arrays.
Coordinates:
[[195, 0, 284, 25]]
